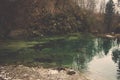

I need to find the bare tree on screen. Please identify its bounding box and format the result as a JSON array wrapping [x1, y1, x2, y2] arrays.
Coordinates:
[[87, 0, 96, 12], [74, 0, 96, 12], [99, 0, 106, 13]]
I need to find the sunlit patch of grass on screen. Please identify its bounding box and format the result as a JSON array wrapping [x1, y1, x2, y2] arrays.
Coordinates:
[[0, 41, 41, 51], [65, 33, 81, 40], [0, 33, 87, 52], [34, 33, 82, 41], [68, 36, 79, 40], [40, 36, 65, 42]]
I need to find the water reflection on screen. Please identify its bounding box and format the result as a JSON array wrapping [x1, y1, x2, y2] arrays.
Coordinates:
[[112, 48, 120, 80], [71, 37, 120, 80], [72, 38, 114, 71], [0, 36, 120, 80]]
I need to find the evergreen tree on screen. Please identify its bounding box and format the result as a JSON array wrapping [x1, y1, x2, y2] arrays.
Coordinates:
[[104, 0, 115, 33]]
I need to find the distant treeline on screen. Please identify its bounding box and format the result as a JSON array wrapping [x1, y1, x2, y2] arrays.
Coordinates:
[[0, 0, 120, 39]]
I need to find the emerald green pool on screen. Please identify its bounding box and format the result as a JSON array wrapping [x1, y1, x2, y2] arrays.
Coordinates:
[[0, 34, 120, 80]]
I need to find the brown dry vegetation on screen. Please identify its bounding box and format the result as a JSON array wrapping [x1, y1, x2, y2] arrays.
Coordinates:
[[0, 0, 83, 38], [0, 0, 120, 39]]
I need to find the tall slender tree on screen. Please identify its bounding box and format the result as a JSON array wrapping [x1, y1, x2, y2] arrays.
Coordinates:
[[104, 0, 115, 33]]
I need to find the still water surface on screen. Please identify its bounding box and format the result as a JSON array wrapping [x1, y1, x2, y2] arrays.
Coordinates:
[[0, 35, 120, 80], [85, 39, 120, 80]]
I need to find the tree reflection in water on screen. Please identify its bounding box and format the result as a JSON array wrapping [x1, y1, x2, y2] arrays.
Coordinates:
[[95, 38, 120, 80], [112, 49, 120, 80], [1, 35, 120, 80], [72, 38, 114, 71]]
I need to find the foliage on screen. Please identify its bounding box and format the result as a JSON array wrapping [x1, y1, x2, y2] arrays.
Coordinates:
[[0, 0, 120, 39], [0, 0, 97, 39]]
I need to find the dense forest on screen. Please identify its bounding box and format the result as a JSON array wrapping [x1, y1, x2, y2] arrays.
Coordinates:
[[0, 0, 120, 39]]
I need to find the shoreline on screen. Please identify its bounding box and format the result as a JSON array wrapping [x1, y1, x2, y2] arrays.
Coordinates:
[[0, 65, 89, 80], [94, 33, 120, 39], [0, 33, 120, 41]]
